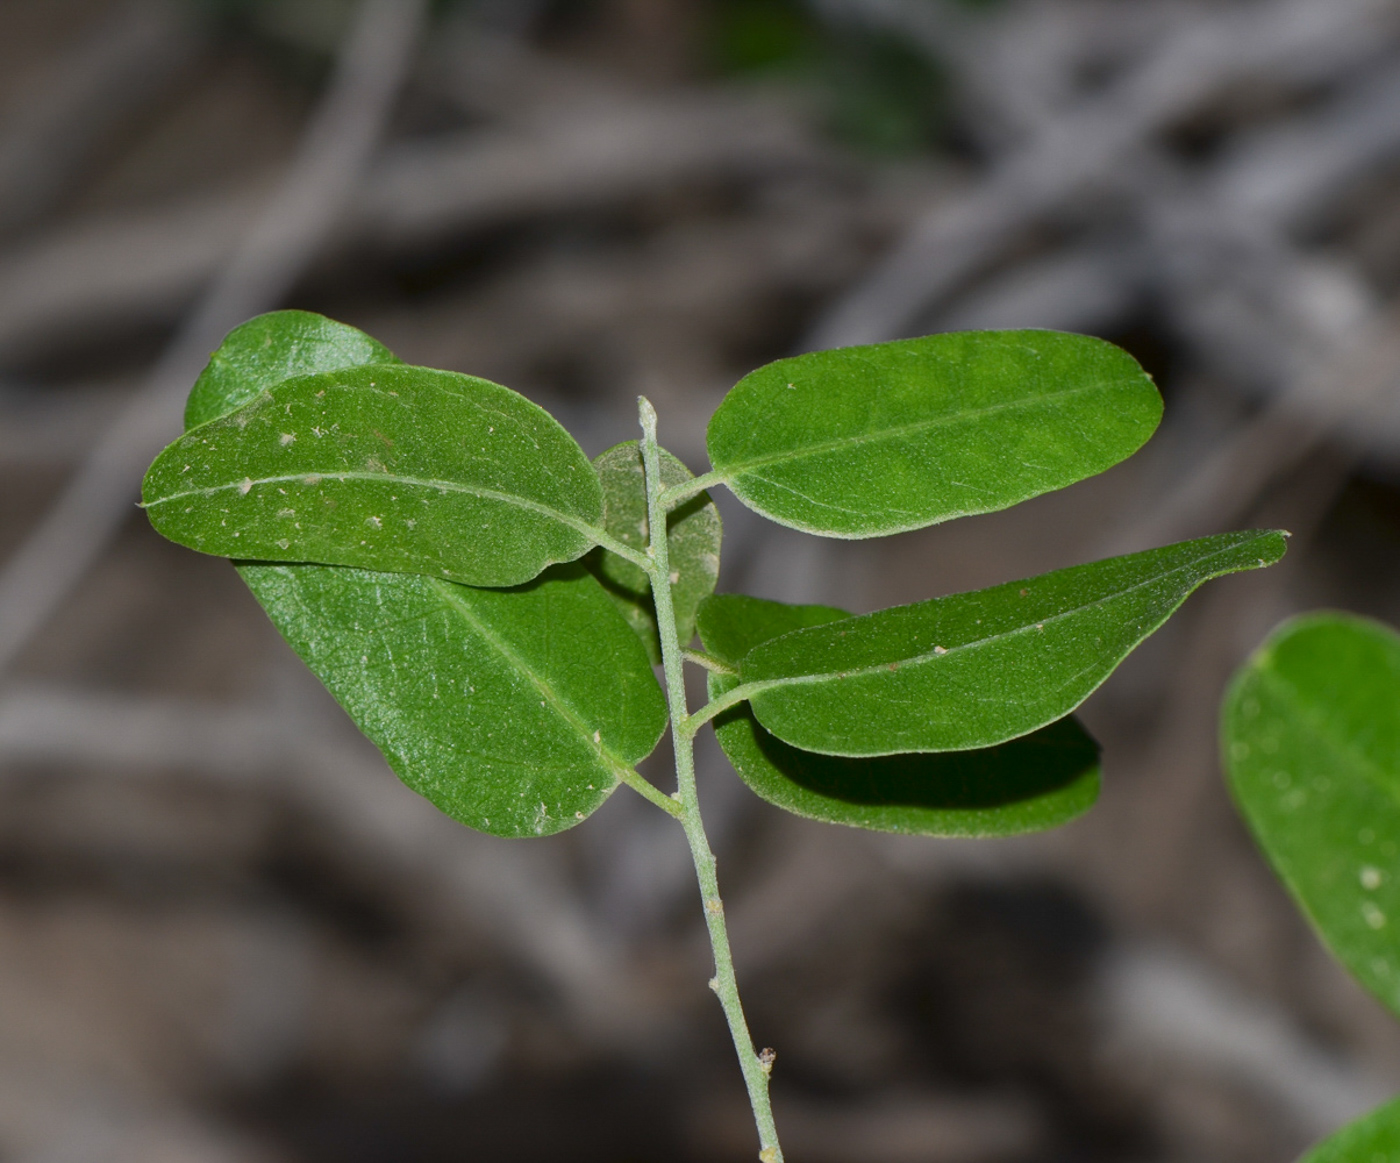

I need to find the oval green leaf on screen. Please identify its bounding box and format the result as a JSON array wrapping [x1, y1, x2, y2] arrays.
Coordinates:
[[738, 530, 1286, 756], [240, 561, 668, 837], [706, 330, 1161, 538], [185, 310, 401, 429], [698, 595, 1100, 836], [145, 363, 606, 587], [1224, 612, 1400, 1018], [1300, 1096, 1400, 1163], [177, 319, 663, 837], [589, 441, 721, 662]]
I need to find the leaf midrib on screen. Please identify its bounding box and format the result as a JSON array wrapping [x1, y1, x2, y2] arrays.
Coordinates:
[[743, 538, 1262, 691], [717, 379, 1121, 477], [427, 576, 639, 779], [149, 469, 604, 544]]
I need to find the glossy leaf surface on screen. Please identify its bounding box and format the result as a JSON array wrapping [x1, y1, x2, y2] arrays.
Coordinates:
[[146, 364, 604, 587], [240, 561, 667, 837], [1224, 613, 1400, 1017], [1299, 1095, 1400, 1163], [706, 330, 1161, 538], [589, 441, 721, 661], [740, 530, 1286, 756], [699, 595, 1100, 835], [185, 310, 401, 429]]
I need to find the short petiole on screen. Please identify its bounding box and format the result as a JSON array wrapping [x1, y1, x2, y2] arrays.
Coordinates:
[[682, 680, 774, 739], [683, 649, 736, 676], [657, 469, 728, 510], [588, 527, 652, 571], [616, 765, 683, 817]]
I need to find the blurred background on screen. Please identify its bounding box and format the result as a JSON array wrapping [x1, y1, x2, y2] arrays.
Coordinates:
[[2, 0, 1400, 1159]]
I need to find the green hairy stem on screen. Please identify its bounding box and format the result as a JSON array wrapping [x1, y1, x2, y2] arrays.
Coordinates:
[[638, 397, 784, 1163]]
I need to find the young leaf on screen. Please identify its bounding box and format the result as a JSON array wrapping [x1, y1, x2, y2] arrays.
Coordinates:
[[698, 595, 1100, 836], [145, 364, 606, 587], [1298, 1095, 1400, 1163], [589, 441, 721, 661], [240, 561, 668, 837], [185, 310, 401, 429], [1224, 612, 1400, 1018], [706, 330, 1160, 538], [737, 530, 1286, 756]]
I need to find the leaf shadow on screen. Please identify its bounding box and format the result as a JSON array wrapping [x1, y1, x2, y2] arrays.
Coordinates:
[[724, 709, 1099, 810]]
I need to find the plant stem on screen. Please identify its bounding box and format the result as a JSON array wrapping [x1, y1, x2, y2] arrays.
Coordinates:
[[615, 764, 682, 817], [638, 397, 784, 1163], [658, 468, 728, 509], [684, 680, 780, 738]]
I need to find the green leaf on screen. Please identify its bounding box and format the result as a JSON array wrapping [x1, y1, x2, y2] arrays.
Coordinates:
[[240, 561, 668, 837], [698, 595, 1100, 836], [588, 441, 721, 662], [145, 364, 606, 587], [174, 315, 671, 836], [1299, 1095, 1400, 1163], [737, 530, 1286, 756], [706, 330, 1161, 538], [1223, 612, 1400, 1018], [185, 310, 401, 429]]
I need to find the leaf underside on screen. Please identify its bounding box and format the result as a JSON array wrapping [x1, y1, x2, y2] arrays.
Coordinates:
[[698, 595, 1100, 836], [1298, 1094, 1400, 1163], [147, 363, 604, 588], [244, 561, 667, 837], [1224, 612, 1400, 1018], [706, 329, 1161, 538], [589, 441, 721, 662], [740, 530, 1286, 756]]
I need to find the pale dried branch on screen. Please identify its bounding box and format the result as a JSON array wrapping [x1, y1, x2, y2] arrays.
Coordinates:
[[0, 0, 203, 237], [0, 677, 657, 1045], [0, 90, 828, 363], [0, 0, 429, 676], [805, 0, 1400, 350]]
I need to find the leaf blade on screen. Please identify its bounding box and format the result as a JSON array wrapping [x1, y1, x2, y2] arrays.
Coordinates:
[[699, 595, 1100, 836], [241, 561, 668, 837], [740, 530, 1286, 756], [707, 330, 1161, 538], [1224, 612, 1400, 1018], [146, 363, 605, 587]]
